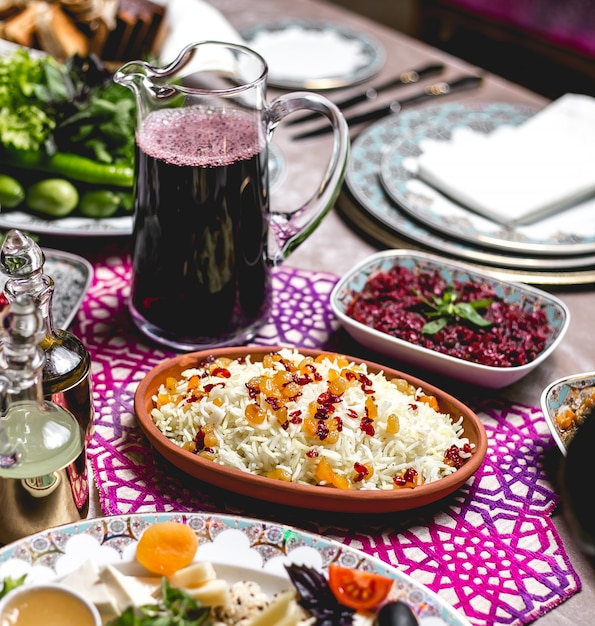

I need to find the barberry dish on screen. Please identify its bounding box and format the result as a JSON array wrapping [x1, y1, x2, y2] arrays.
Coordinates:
[[134, 347, 487, 513], [331, 250, 570, 389]]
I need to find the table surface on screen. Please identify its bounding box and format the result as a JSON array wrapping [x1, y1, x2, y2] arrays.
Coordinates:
[[35, 0, 595, 623]]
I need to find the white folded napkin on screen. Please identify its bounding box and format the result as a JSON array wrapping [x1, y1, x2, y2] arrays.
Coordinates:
[[158, 0, 245, 64], [416, 94, 595, 226]]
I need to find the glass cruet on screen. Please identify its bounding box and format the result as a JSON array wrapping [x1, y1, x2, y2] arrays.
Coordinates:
[[0, 229, 94, 444], [0, 294, 84, 479]]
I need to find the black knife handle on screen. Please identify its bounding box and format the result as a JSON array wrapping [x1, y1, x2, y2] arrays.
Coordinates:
[[293, 74, 483, 139], [345, 75, 483, 125], [287, 62, 445, 126]]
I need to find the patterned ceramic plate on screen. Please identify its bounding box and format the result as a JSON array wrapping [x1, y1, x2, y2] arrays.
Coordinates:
[[242, 21, 385, 89], [331, 250, 570, 389], [378, 102, 595, 257], [0, 512, 471, 625], [0, 247, 92, 329], [540, 371, 595, 455], [346, 102, 595, 270]]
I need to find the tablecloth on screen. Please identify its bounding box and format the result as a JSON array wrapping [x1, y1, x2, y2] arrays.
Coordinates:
[[74, 245, 580, 626]]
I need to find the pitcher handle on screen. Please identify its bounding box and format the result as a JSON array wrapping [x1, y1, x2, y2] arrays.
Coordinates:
[[265, 93, 350, 266]]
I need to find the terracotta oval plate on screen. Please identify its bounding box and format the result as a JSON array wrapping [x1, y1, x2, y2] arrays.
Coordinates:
[[134, 346, 487, 513]]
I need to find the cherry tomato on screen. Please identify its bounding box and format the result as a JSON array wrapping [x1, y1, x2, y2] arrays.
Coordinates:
[[328, 564, 394, 612]]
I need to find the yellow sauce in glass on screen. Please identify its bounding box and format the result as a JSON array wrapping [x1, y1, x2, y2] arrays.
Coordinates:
[[0, 586, 98, 626]]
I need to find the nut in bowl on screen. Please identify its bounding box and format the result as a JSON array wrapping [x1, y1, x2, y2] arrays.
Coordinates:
[[134, 346, 488, 513], [540, 371, 595, 455], [331, 250, 570, 389]]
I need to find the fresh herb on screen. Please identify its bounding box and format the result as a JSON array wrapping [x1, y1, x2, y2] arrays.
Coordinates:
[[285, 563, 355, 626], [0, 575, 27, 598], [106, 578, 212, 626], [55, 64, 136, 165], [0, 49, 67, 152], [414, 285, 493, 334], [0, 49, 135, 166]]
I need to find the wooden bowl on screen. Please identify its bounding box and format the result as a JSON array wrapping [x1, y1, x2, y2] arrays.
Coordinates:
[[134, 346, 488, 513]]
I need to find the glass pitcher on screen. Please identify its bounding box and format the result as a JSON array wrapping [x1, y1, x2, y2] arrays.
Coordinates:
[[114, 41, 350, 351]]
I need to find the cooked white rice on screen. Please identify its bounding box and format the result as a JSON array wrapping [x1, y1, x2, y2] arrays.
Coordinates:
[[150, 348, 473, 490]]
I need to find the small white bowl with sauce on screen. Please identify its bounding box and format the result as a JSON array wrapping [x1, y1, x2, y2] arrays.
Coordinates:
[[0, 582, 101, 626]]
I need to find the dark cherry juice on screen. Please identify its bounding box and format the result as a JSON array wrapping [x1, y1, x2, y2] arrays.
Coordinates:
[[130, 106, 271, 349]]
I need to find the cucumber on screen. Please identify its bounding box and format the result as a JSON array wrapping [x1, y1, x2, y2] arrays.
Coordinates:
[[26, 178, 79, 217], [0, 173, 25, 208]]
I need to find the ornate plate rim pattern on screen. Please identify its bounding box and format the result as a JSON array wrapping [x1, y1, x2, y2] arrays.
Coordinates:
[[378, 103, 595, 257], [345, 101, 595, 271], [0, 512, 472, 625], [133, 346, 488, 514], [241, 20, 386, 90]]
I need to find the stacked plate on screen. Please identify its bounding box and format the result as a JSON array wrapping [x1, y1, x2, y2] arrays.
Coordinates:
[[340, 101, 595, 285]]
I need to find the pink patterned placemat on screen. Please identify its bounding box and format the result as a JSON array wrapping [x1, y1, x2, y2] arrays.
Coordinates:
[[73, 246, 580, 626]]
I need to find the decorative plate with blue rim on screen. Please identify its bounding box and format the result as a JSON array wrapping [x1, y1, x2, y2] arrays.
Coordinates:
[[346, 102, 595, 270], [242, 20, 385, 90], [378, 102, 595, 256], [0, 512, 471, 626]]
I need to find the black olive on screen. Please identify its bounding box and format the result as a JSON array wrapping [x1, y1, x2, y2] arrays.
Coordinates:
[[376, 601, 419, 626]]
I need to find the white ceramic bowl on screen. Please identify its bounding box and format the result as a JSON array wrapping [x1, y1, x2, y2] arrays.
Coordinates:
[[0, 582, 101, 626], [540, 371, 595, 455], [331, 250, 570, 389]]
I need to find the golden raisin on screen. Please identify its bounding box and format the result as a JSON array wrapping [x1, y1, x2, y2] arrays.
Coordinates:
[[282, 381, 301, 398], [315, 457, 335, 483], [325, 431, 340, 445], [419, 394, 439, 411], [267, 468, 291, 481], [187, 375, 200, 390], [387, 414, 400, 434], [202, 424, 218, 447], [365, 396, 378, 420], [245, 403, 266, 425], [275, 407, 288, 426], [391, 378, 416, 396], [328, 376, 347, 396], [303, 416, 319, 436]]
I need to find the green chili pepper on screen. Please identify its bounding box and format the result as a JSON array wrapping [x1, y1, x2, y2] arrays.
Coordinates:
[[4, 150, 133, 188]]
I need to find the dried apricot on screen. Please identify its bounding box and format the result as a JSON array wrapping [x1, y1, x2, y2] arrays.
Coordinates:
[[136, 521, 199, 575]]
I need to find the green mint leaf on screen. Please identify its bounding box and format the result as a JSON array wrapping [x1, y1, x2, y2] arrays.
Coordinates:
[[422, 318, 448, 334], [469, 298, 493, 310], [413, 284, 493, 335], [0, 575, 27, 598], [454, 303, 493, 327]]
